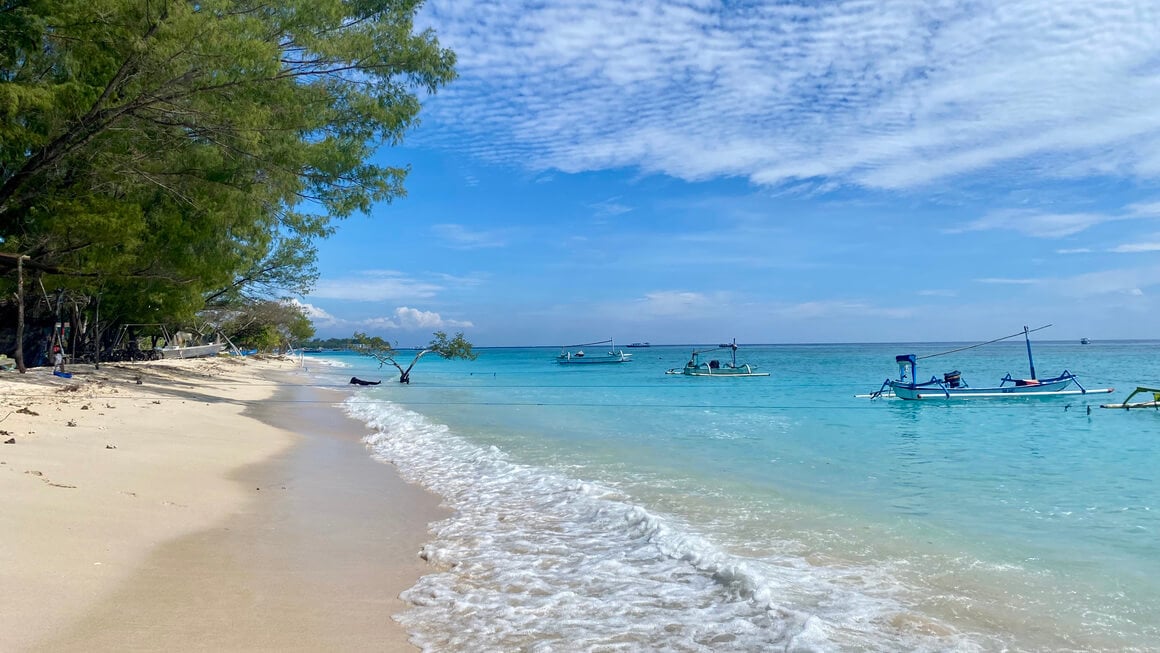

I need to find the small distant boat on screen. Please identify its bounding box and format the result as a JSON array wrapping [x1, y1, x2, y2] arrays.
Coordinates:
[[1100, 386, 1160, 410], [1080, 337, 1091, 345], [666, 339, 769, 377], [627, 342, 651, 348], [864, 325, 1112, 400], [556, 339, 632, 364]]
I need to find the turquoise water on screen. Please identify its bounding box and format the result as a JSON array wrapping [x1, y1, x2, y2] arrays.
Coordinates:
[[306, 341, 1160, 652]]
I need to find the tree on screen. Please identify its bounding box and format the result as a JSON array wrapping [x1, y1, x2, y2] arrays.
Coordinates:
[[353, 330, 475, 383], [206, 299, 314, 352], [203, 234, 320, 307], [0, 0, 456, 335]]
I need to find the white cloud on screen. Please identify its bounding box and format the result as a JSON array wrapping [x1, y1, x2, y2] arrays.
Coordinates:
[[775, 300, 913, 320], [1056, 248, 1093, 255], [1109, 241, 1160, 253], [975, 277, 1043, 285], [288, 299, 337, 324], [1050, 266, 1160, 297], [917, 289, 957, 297], [359, 306, 474, 330], [1126, 201, 1160, 217], [951, 209, 1122, 238], [637, 290, 718, 317], [310, 270, 442, 301], [590, 197, 633, 218], [971, 264, 1160, 297], [416, 0, 1160, 190], [432, 223, 508, 249], [433, 272, 489, 287], [292, 295, 473, 333]]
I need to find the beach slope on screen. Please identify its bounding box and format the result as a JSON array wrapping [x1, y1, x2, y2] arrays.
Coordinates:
[[0, 357, 442, 652]]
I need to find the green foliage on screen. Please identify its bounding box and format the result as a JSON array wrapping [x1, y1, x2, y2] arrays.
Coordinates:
[[427, 330, 477, 361], [0, 0, 456, 326], [352, 330, 475, 383], [209, 299, 314, 352]]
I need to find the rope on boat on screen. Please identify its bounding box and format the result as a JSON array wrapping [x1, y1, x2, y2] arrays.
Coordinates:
[[561, 339, 615, 348], [917, 324, 1052, 360]]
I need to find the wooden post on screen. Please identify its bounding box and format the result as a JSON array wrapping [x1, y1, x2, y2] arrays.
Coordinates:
[[14, 254, 28, 373], [94, 293, 101, 370]]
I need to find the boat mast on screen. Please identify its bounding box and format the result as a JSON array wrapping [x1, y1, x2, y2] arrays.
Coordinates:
[[1023, 325, 1037, 380]]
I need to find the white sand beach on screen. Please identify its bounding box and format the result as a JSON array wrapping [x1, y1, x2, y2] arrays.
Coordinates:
[[0, 356, 444, 652]]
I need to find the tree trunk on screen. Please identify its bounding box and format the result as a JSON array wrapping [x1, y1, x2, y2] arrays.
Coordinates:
[[94, 293, 101, 369], [399, 349, 434, 384], [14, 254, 27, 373]]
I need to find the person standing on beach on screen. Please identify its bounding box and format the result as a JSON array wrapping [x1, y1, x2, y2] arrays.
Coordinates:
[[52, 346, 64, 374]]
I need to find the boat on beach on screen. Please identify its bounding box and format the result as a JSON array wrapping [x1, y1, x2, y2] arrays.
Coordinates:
[[157, 342, 224, 359], [556, 339, 632, 364], [863, 325, 1112, 400], [666, 339, 769, 377]]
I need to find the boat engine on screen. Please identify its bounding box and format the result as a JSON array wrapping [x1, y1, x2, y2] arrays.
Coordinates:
[[943, 370, 962, 388]]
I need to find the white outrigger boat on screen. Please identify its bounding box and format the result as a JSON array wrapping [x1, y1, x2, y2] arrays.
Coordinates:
[[862, 325, 1113, 400], [556, 339, 632, 365], [1100, 387, 1160, 410], [666, 339, 769, 377]]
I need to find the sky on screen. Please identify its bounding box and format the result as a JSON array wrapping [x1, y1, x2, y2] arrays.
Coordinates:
[[300, 0, 1160, 346]]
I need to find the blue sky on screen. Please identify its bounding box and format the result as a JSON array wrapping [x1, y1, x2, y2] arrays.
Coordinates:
[[300, 0, 1160, 346]]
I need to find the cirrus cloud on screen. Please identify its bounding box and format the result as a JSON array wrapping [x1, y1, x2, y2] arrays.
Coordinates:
[[417, 0, 1160, 190]]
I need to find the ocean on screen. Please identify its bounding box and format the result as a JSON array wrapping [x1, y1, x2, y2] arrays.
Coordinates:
[[304, 340, 1159, 652]]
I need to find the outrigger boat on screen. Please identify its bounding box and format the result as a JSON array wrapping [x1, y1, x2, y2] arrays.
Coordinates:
[[863, 325, 1113, 400], [1100, 387, 1160, 410], [666, 339, 769, 377], [556, 339, 632, 364]]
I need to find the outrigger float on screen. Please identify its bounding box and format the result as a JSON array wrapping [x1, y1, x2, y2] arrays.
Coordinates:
[[1100, 387, 1160, 410], [666, 339, 769, 377], [860, 325, 1113, 400]]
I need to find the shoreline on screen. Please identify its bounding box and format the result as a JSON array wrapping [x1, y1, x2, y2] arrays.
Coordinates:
[[0, 357, 445, 652]]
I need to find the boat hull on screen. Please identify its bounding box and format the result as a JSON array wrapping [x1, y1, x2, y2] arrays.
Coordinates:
[[890, 376, 1078, 399], [1100, 387, 1160, 409], [157, 343, 224, 359], [666, 364, 769, 377], [556, 353, 631, 364], [1101, 400, 1160, 409]]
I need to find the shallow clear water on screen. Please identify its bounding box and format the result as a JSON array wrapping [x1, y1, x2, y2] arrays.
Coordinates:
[[307, 341, 1160, 652]]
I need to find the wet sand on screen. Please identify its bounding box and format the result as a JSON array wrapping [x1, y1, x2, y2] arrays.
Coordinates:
[[0, 358, 445, 652]]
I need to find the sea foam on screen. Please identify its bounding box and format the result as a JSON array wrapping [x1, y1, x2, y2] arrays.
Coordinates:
[[347, 398, 985, 653]]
